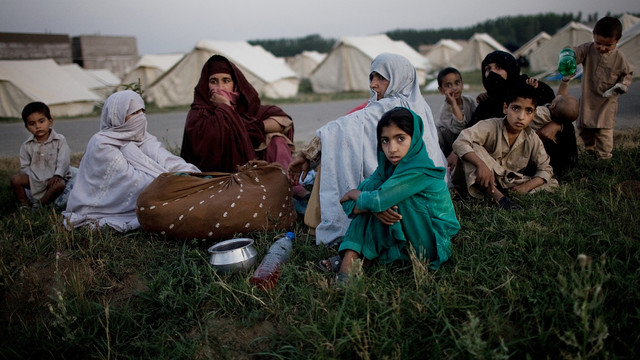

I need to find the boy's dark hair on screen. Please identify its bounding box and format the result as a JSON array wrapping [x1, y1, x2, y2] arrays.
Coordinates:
[[21, 102, 51, 124], [377, 107, 414, 149], [437, 67, 461, 86], [593, 16, 623, 40], [504, 83, 539, 107]]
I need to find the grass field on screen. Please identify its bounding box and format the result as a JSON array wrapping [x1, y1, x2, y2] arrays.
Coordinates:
[[0, 130, 639, 359]]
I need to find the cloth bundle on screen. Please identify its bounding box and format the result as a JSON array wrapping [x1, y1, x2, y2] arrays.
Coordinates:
[[136, 161, 296, 240]]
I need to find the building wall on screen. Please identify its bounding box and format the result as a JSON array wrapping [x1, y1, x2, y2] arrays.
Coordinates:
[[0, 33, 72, 64], [72, 35, 138, 77]]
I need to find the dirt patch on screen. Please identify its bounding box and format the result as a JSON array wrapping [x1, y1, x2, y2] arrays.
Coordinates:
[[0, 250, 148, 333], [617, 180, 640, 199], [195, 318, 280, 359]]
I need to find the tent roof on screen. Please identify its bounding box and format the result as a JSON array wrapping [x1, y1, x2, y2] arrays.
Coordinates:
[[513, 31, 551, 58], [0, 59, 100, 104], [424, 39, 463, 70], [451, 33, 509, 72], [195, 39, 297, 83], [60, 63, 107, 90], [339, 34, 429, 71], [133, 53, 185, 71], [620, 13, 640, 31], [86, 69, 121, 87], [620, 19, 640, 46]]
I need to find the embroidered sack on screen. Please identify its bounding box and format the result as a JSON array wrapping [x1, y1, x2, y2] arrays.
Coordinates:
[[136, 160, 296, 240]]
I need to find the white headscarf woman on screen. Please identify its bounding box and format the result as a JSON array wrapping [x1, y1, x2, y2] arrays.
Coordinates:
[[292, 53, 448, 246], [63, 90, 200, 232]]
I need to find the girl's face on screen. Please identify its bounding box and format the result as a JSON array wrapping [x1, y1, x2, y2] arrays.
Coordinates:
[[380, 123, 411, 165], [370, 71, 390, 100], [209, 73, 234, 93], [484, 62, 508, 80]]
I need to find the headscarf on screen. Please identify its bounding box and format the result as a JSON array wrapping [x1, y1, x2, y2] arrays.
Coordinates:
[[181, 55, 292, 172], [99, 90, 147, 142]]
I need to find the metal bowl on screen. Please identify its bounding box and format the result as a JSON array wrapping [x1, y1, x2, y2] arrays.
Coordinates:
[[208, 238, 258, 273]]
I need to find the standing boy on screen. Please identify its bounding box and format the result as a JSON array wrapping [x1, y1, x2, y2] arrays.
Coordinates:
[[11, 102, 71, 209], [435, 67, 477, 170], [452, 84, 558, 210], [573, 16, 633, 159]]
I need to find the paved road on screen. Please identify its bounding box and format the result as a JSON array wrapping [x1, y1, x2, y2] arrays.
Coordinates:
[[1, 83, 638, 157]]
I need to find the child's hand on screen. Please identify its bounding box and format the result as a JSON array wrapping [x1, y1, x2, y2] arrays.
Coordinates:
[[475, 162, 495, 190], [537, 122, 562, 142], [476, 92, 488, 103], [287, 154, 310, 186], [340, 189, 361, 204], [446, 152, 458, 173], [48, 175, 65, 188], [602, 84, 627, 98], [373, 206, 402, 225], [525, 77, 539, 88], [444, 88, 456, 105]]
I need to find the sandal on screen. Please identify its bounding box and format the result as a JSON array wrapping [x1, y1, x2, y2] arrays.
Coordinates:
[[318, 255, 342, 273]]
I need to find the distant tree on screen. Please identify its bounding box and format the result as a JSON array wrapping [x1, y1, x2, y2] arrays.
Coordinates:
[[249, 34, 335, 57]]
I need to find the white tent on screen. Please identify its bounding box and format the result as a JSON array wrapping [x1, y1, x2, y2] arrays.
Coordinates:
[[309, 34, 430, 93], [146, 40, 299, 107], [0, 59, 100, 118], [424, 39, 463, 71], [121, 53, 184, 91], [620, 13, 640, 31], [528, 22, 593, 73], [514, 31, 551, 59], [451, 33, 509, 72], [61, 64, 119, 101], [286, 51, 326, 78], [619, 20, 640, 75]]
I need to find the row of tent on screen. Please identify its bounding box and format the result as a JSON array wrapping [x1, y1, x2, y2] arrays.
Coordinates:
[[1, 15, 639, 118]]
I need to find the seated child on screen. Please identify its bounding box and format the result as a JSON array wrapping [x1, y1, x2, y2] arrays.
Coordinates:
[[10, 102, 71, 209], [452, 83, 558, 210], [435, 67, 477, 167], [325, 107, 460, 284], [528, 78, 580, 176]]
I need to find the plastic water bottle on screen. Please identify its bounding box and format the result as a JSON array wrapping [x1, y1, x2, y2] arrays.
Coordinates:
[[250, 232, 294, 289], [558, 48, 577, 77]]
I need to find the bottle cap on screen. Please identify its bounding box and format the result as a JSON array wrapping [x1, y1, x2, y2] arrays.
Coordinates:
[[286, 231, 295, 239]]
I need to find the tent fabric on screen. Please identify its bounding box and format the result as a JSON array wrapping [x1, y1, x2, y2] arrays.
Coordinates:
[[619, 20, 640, 75], [620, 13, 640, 31], [528, 22, 593, 73], [514, 31, 551, 58], [145, 40, 299, 107], [61, 64, 120, 101], [424, 39, 463, 71], [287, 51, 326, 78], [0, 59, 100, 118], [121, 53, 184, 91], [451, 33, 509, 72], [309, 34, 430, 93]]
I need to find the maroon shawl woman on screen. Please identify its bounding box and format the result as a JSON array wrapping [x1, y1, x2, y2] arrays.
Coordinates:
[[181, 55, 293, 173]]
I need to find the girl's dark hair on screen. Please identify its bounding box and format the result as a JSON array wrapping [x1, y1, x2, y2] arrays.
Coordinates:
[[377, 108, 414, 148], [21, 102, 51, 123]]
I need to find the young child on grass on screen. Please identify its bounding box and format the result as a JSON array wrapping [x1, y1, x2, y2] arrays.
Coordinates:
[[529, 77, 580, 176], [321, 107, 460, 284], [452, 83, 558, 210], [10, 102, 71, 209], [572, 16, 633, 159], [435, 67, 477, 171]]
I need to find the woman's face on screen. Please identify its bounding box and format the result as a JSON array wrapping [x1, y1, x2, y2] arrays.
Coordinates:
[[209, 73, 234, 93], [370, 71, 390, 100], [483, 63, 508, 80]]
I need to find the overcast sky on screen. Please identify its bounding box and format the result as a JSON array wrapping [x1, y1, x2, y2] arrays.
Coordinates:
[[2, 0, 639, 54]]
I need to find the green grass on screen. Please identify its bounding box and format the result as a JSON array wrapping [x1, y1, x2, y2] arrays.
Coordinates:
[[1, 132, 639, 359]]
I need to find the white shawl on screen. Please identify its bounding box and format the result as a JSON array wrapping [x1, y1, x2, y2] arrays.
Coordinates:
[[63, 90, 200, 232], [315, 53, 448, 246]]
